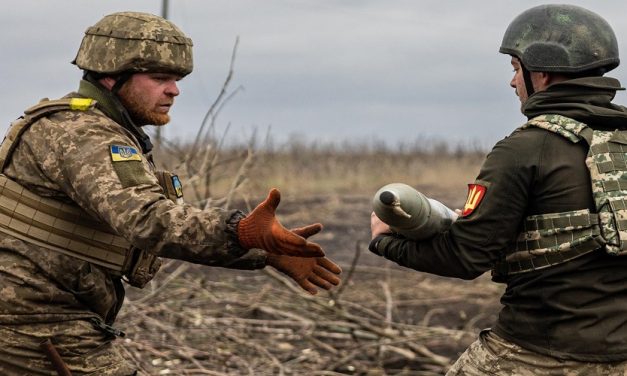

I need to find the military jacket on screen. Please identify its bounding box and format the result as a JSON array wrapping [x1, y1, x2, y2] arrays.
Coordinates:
[[370, 77, 627, 361], [0, 80, 265, 326]]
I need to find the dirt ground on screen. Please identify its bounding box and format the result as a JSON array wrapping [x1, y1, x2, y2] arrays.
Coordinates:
[[120, 192, 504, 375]]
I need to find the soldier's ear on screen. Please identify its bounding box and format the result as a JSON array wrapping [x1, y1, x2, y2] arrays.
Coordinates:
[[531, 71, 554, 92], [99, 77, 117, 91]]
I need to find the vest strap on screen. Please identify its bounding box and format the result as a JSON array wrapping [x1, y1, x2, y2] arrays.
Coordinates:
[[492, 239, 602, 280], [492, 209, 605, 281], [0, 98, 96, 170]]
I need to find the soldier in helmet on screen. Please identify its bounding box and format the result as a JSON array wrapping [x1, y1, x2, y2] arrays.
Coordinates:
[[0, 12, 341, 375], [371, 4, 627, 375]]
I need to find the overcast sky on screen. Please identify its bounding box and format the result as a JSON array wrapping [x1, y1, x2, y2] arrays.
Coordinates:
[[3, 1, 627, 149]]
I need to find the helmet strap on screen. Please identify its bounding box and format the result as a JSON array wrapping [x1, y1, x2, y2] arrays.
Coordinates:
[[522, 65, 535, 97], [111, 72, 134, 96]]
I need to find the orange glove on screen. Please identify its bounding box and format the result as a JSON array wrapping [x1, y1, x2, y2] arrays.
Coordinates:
[[266, 224, 342, 295], [238, 188, 324, 257]]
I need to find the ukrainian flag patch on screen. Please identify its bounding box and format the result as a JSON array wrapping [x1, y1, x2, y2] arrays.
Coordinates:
[[110, 145, 142, 162], [171, 175, 184, 198]]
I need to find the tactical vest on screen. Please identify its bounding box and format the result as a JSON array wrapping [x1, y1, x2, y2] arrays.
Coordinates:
[[492, 114, 627, 280], [0, 98, 183, 288]]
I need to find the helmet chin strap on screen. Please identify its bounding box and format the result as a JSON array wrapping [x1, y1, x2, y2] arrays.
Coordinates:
[[111, 72, 134, 95], [522, 64, 535, 97]]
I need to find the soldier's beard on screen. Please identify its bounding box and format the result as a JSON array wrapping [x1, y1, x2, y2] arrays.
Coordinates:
[[117, 88, 171, 126]]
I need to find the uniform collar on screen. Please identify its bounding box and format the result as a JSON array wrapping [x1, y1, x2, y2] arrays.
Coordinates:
[[522, 76, 627, 130], [77, 79, 153, 153]]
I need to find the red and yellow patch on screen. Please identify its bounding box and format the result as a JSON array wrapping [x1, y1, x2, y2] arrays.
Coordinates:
[[462, 184, 487, 217]]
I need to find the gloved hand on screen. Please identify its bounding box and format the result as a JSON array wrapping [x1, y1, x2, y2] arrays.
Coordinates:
[[238, 188, 324, 257], [266, 224, 342, 295]]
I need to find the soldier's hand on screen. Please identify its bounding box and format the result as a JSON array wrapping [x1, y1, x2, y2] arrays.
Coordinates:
[[237, 188, 324, 257], [266, 225, 342, 295], [371, 211, 392, 239]]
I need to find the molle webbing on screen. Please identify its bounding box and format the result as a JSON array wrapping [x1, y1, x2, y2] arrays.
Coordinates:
[[593, 139, 627, 175], [0, 175, 131, 272], [493, 210, 604, 279], [584, 126, 627, 254]]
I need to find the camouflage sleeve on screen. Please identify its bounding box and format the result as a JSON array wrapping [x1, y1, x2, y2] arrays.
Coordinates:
[[370, 130, 535, 280], [19, 109, 266, 269]]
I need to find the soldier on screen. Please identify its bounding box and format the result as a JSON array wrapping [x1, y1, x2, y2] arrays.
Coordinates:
[[0, 12, 341, 375], [370, 4, 627, 375]]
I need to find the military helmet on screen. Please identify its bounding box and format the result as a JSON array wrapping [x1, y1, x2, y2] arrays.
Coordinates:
[[73, 12, 193, 76], [499, 4, 619, 73]]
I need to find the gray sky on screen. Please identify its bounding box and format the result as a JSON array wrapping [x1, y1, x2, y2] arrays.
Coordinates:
[[3, 1, 627, 148]]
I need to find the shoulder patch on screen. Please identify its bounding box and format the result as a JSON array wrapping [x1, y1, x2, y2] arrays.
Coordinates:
[[110, 145, 141, 162], [171, 175, 184, 198], [462, 183, 487, 217], [69, 97, 95, 111]]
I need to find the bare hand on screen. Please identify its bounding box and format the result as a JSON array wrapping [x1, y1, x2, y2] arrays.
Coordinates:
[[370, 211, 392, 239]]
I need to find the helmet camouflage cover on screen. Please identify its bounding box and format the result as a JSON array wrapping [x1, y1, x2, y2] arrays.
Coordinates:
[[73, 11, 193, 76], [499, 4, 619, 73]]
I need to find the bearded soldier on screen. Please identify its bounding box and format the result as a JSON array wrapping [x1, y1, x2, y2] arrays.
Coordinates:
[[371, 4, 627, 375], [0, 12, 341, 375]]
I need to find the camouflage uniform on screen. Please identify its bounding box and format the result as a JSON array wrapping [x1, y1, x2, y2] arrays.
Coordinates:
[[447, 330, 627, 376], [0, 11, 341, 375], [369, 4, 627, 374], [0, 14, 266, 374]]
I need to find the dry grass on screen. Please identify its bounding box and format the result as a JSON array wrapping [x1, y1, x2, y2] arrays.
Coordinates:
[[154, 141, 486, 209], [255, 149, 483, 199]]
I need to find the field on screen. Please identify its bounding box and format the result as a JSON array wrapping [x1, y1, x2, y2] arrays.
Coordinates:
[[119, 142, 505, 375]]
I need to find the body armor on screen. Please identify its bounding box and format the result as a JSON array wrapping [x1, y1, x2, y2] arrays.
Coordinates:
[[493, 114, 627, 279]]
